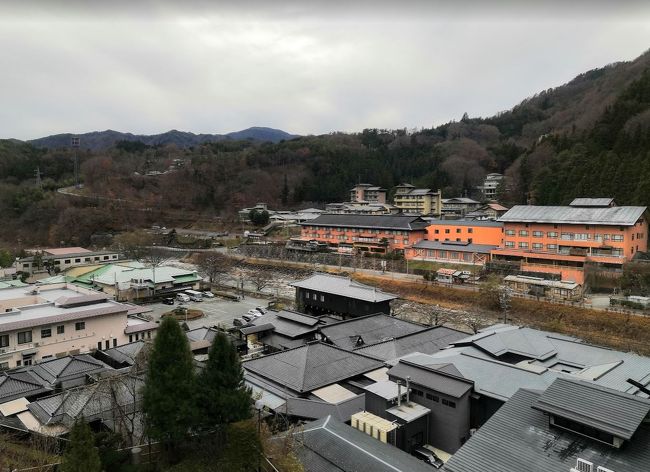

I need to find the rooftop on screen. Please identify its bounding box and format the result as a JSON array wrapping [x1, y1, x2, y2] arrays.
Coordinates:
[[286, 415, 433, 472], [291, 274, 398, 303], [498, 204, 646, 226], [0, 284, 128, 332], [444, 388, 650, 472], [386, 400, 431, 422], [388, 360, 473, 398], [412, 240, 498, 253], [505, 275, 580, 290], [355, 326, 468, 361], [303, 214, 429, 231], [423, 218, 503, 227], [243, 341, 383, 393], [532, 377, 650, 440], [320, 314, 426, 351], [570, 197, 616, 207]]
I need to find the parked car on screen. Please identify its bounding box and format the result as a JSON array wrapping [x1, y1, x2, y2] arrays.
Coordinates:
[[162, 297, 175, 305], [412, 448, 443, 468], [242, 314, 256, 323], [202, 291, 215, 298], [233, 318, 246, 327], [247, 309, 262, 317], [254, 306, 267, 315], [176, 293, 190, 303]]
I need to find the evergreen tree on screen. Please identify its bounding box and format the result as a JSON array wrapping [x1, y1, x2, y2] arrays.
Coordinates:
[[142, 316, 196, 445], [197, 332, 252, 429], [60, 418, 101, 472]]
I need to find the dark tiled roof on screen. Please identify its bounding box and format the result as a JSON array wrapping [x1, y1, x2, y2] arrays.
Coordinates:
[[243, 342, 383, 393], [276, 310, 321, 326], [388, 360, 473, 398], [355, 326, 468, 361], [533, 378, 650, 440], [302, 214, 429, 231], [423, 218, 503, 227], [29, 355, 108, 386], [291, 274, 397, 303], [289, 415, 434, 472], [0, 372, 51, 403], [241, 323, 275, 335], [444, 388, 650, 472], [320, 314, 426, 351]]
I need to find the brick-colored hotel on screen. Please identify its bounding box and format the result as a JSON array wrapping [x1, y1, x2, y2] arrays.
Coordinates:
[[299, 198, 647, 286]]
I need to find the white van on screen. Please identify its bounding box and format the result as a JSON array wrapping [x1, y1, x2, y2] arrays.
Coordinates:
[[185, 290, 203, 302], [176, 293, 190, 303]]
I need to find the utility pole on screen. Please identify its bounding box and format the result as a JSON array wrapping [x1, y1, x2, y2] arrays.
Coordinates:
[[71, 136, 80, 189]]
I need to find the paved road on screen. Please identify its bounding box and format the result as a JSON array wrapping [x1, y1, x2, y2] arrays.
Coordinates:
[[146, 294, 271, 330]]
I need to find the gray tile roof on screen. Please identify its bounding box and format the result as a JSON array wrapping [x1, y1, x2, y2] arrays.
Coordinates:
[[0, 371, 51, 403], [29, 355, 108, 386], [532, 378, 650, 440], [248, 311, 322, 339], [320, 314, 426, 350], [444, 389, 650, 472], [355, 326, 468, 361], [387, 360, 473, 398], [243, 341, 383, 393], [498, 205, 646, 226], [302, 214, 429, 231], [95, 341, 146, 367], [275, 310, 321, 326], [291, 274, 398, 303], [185, 327, 218, 343], [240, 323, 275, 335], [411, 240, 498, 253], [288, 415, 434, 472]]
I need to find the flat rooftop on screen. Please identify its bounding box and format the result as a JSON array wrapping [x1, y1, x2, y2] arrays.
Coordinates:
[[0, 284, 127, 331]]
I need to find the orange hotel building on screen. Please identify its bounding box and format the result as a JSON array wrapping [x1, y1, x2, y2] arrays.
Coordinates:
[[405, 220, 503, 265], [491, 198, 648, 284], [299, 214, 428, 254]]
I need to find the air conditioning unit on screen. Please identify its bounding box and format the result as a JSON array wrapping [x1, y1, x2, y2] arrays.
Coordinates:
[[571, 458, 593, 472]]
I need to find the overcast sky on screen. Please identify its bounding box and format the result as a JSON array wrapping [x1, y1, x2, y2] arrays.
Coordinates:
[[1, 1, 650, 140]]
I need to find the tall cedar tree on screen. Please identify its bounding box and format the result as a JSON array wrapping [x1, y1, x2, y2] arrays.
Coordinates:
[[142, 317, 196, 444], [60, 418, 101, 472], [198, 332, 252, 429]]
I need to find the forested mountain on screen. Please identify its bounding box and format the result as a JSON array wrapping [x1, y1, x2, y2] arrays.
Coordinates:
[[25, 127, 297, 150], [0, 49, 649, 247]]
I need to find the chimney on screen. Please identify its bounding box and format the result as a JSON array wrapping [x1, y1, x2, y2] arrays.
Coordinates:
[[406, 376, 411, 403], [397, 381, 402, 406]]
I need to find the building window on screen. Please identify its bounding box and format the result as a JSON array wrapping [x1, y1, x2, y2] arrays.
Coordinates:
[[505, 229, 515, 236], [442, 399, 456, 408], [17, 331, 32, 344], [532, 243, 543, 250], [426, 393, 439, 402], [320, 295, 325, 302], [518, 242, 529, 249], [64, 259, 70, 264], [611, 235, 624, 242], [445, 229, 450, 234], [0, 362, 9, 370], [505, 241, 515, 248], [468, 228, 473, 233], [434, 229, 439, 234], [547, 244, 557, 250], [533, 231, 543, 237], [519, 230, 529, 237], [41, 328, 52, 338], [75, 258, 81, 263], [456, 228, 461, 233], [0, 335, 8, 348], [57, 325, 65, 334], [75, 322, 85, 331], [105, 340, 110, 350], [97, 342, 102, 351], [129, 335, 133, 343]]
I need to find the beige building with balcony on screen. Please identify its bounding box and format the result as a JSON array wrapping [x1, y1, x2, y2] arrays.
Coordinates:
[[393, 184, 442, 216], [349, 184, 387, 204], [0, 283, 155, 370]]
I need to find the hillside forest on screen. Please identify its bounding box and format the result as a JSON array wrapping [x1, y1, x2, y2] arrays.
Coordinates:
[[0, 50, 649, 249]]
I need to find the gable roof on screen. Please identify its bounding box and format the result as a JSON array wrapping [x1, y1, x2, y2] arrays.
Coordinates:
[[29, 355, 108, 386], [355, 326, 468, 361], [444, 388, 650, 472], [291, 274, 398, 303], [387, 360, 473, 398], [533, 378, 650, 440], [0, 372, 51, 403], [320, 314, 426, 350], [94, 340, 146, 367], [288, 415, 433, 472], [498, 205, 646, 226], [243, 342, 383, 393], [302, 214, 429, 231], [412, 240, 498, 253]]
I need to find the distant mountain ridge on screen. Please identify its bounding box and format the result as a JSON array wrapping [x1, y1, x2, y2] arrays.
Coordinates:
[[25, 126, 298, 150]]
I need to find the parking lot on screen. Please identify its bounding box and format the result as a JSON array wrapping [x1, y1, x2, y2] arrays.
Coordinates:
[[145, 293, 272, 330]]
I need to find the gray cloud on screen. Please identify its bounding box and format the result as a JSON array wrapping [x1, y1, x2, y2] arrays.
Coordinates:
[[1, 1, 649, 139]]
